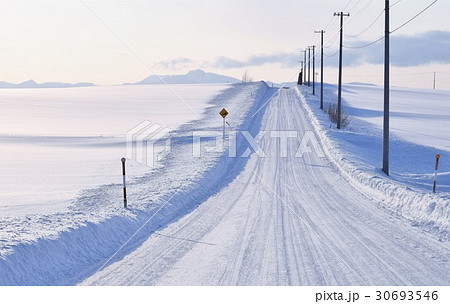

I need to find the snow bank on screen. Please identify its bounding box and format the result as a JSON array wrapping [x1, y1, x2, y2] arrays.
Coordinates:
[[295, 85, 449, 241], [0, 82, 271, 285]]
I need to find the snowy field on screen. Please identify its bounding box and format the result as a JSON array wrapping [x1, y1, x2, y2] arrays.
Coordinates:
[[342, 83, 450, 152], [80, 84, 449, 286], [1, 82, 449, 285], [0, 82, 262, 284], [299, 83, 450, 237], [303, 83, 450, 192], [0, 84, 227, 216]]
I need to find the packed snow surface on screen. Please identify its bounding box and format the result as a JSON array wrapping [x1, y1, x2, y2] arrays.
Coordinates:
[[81, 85, 449, 286], [1, 82, 448, 286]]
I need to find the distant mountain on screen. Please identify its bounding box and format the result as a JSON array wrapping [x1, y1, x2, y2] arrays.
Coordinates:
[[0, 80, 95, 89], [129, 69, 240, 85]]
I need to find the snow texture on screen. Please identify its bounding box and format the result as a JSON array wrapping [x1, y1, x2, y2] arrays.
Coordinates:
[[0, 82, 268, 285], [1, 82, 449, 286], [82, 86, 449, 286], [296, 84, 449, 240]]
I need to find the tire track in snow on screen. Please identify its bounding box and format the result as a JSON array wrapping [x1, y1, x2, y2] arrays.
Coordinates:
[[82, 88, 450, 286]]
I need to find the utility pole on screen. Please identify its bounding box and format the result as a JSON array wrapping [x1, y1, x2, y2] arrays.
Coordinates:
[[433, 72, 436, 90], [315, 30, 325, 110], [307, 47, 311, 87], [302, 50, 307, 84], [309, 45, 316, 95], [334, 12, 350, 129], [382, 0, 390, 175], [298, 60, 303, 85], [300, 61, 303, 85]]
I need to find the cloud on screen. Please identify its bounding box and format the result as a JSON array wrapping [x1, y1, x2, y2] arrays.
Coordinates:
[[324, 30, 450, 67], [391, 31, 450, 66], [212, 52, 299, 69], [157, 31, 450, 72], [154, 57, 193, 69]]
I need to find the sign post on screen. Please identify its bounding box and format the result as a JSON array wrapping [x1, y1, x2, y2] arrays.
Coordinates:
[[121, 157, 127, 208], [433, 154, 440, 193], [219, 108, 229, 138]]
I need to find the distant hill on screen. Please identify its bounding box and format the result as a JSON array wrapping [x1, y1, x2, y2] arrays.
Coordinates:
[[266, 81, 298, 88], [0, 80, 95, 89], [129, 69, 240, 85], [347, 82, 377, 86]]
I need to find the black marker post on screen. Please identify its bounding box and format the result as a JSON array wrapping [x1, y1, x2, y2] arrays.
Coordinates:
[[121, 157, 127, 208], [433, 154, 440, 193]]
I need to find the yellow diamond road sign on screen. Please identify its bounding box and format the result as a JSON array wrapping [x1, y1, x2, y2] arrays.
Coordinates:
[[219, 108, 228, 118]]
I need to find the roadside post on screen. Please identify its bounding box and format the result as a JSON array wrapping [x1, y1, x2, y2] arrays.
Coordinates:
[[121, 157, 127, 208], [219, 108, 229, 139], [433, 154, 440, 193]]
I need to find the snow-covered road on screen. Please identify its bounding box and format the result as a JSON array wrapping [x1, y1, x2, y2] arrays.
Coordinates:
[[82, 88, 449, 285]]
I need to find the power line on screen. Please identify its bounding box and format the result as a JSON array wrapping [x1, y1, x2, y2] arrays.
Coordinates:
[[303, 0, 382, 74], [314, 0, 370, 49], [324, 50, 339, 57], [348, 0, 364, 13], [324, 32, 339, 48], [342, 0, 437, 49], [347, 71, 450, 80], [345, 0, 403, 38], [323, 13, 339, 30], [345, 71, 436, 78], [390, 0, 438, 34], [342, 0, 354, 11], [346, 9, 384, 37], [343, 36, 384, 49], [312, 1, 346, 50], [393, 71, 436, 76], [318, 0, 364, 50], [318, 0, 369, 51], [360, 0, 375, 12], [79, 0, 200, 118], [348, 0, 375, 21], [345, 0, 379, 30], [390, 0, 403, 8]]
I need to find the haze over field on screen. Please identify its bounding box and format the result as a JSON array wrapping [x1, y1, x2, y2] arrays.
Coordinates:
[[1, 0, 449, 89], [0, 84, 227, 213]]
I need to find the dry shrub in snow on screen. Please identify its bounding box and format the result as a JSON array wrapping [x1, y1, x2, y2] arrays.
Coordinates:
[[327, 104, 351, 128]]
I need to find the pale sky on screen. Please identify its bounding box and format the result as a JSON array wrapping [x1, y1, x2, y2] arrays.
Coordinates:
[[1, 0, 450, 89]]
